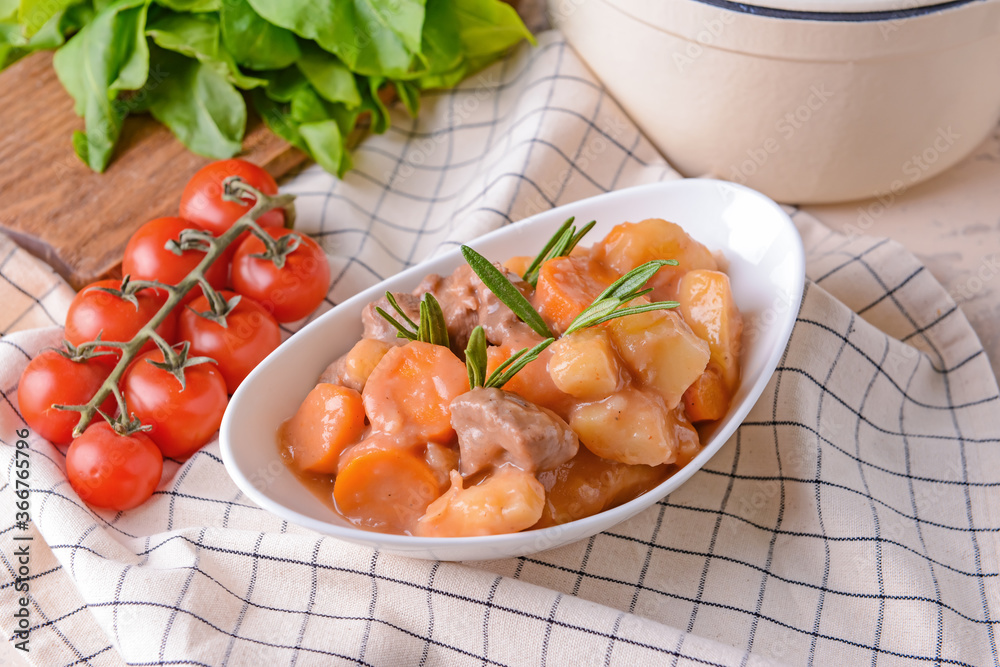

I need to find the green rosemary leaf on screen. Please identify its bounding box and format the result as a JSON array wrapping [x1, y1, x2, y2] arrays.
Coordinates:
[[565, 298, 620, 330], [375, 307, 418, 340], [546, 224, 576, 262], [461, 245, 553, 339], [465, 325, 487, 389], [592, 259, 677, 304], [488, 345, 527, 379], [484, 337, 554, 389], [417, 293, 450, 348], [386, 291, 417, 329], [629, 287, 654, 302], [522, 216, 574, 286], [579, 301, 680, 329], [565, 220, 596, 255], [563, 260, 681, 335]]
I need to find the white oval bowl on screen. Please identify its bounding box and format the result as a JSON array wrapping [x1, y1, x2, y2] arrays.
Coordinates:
[[549, 0, 1000, 204], [220, 179, 805, 561]]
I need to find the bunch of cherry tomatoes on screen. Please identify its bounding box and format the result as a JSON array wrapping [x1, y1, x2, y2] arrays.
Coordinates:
[[17, 159, 331, 512]]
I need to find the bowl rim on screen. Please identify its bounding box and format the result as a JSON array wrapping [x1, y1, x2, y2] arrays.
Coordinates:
[[220, 178, 806, 553]]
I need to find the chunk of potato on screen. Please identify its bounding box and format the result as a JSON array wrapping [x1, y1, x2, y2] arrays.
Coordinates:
[[682, 365, 730, 422], [678, 269, 743, 390], [415, 467, 545, 537], [678, 270, 743, 422], [534, 447, 668, 528], [671, 405, 702, 467], [569, 388, 681, 466], [319, 338, 392, 393], [593, 218, 718, 300], [609, 309, 710, 409], [548, 328, 625, 400]]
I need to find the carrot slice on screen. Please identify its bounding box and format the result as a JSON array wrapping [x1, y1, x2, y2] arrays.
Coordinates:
[[486, 340, 571, 418], [682, 365, 731, 422], [503, 255, 533, 277], [334, 447, 442, 534], [532, 255, 618, 334], [362, 341, 469, 443], [281, 384, 366, 474]]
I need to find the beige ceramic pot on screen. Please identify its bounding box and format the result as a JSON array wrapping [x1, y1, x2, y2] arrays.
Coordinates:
[[548, 0, 1000, 203]]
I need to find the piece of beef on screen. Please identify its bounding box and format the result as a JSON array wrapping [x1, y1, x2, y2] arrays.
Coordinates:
[[471, 266, 536, 345], [361, 292, 421, 345], [415, 268, 479, 352], [417, 263, 535, 352], [318, 355, 352, 388], [450, 387, 579, 477]]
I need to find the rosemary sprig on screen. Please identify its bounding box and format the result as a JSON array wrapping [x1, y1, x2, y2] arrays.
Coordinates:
[[521, 216, 597, 287], [465, 326, 488, 389], [563, 260, 681, 335], [486, 337, 554, 388], [464, 325, 554, 390], [375, 292, 450, 348], [460, 245, 553, 339]]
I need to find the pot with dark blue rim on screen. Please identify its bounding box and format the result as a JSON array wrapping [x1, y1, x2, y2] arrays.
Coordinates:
[[549, 0, 1000, 203]]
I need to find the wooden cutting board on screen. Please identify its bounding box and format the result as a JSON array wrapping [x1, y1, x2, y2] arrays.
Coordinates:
[[0, 51, 309, 291]]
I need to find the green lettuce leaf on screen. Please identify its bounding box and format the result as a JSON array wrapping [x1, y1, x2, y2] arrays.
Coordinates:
[[255, 65, 357, 176], [53, 0, 150, 171], [145, 11, 264, 88], [361, 75, 388, 133], [141, 45, 244, 158], [152, 0, 218, 11], [296, 41, 360, 107], [453, 0, 534, 59], [416, 0, 461, 82], [1, 1, 94, 70], [220, 0, 298, 70], [27, 3, 94, 50], [17, 0, 79, 37], [246, 0, 425, 78], [393, 79, 419, 116], [416, 0, 532, 89]]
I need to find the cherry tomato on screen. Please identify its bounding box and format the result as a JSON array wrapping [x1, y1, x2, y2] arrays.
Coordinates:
[[122, 349, 228, 459], [66, 421, 163, 510], [179, 159, 285, 235], [64, 280, 177, 358], [231, 228, 330, 323], [178, 291, 281, 393], [122, 217, 229, 304], [18, 350, 118, 444]]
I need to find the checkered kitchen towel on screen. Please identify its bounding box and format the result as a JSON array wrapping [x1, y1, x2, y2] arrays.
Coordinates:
[[2, 31, 999, 666]]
